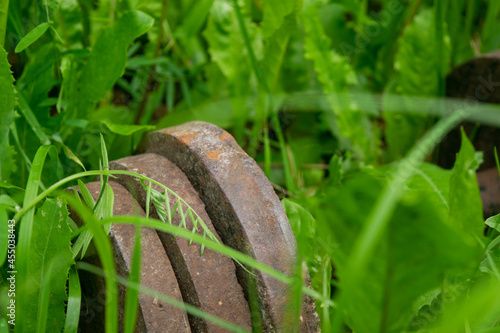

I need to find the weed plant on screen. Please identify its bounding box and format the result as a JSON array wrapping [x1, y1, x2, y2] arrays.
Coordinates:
[[2, 0, 500, 332]]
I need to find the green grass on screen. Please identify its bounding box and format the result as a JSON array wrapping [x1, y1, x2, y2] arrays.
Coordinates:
[[2, 0, 500, 332]]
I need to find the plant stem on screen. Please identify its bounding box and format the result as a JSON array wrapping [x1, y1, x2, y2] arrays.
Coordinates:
[[231, 0, 295, 192], [134, 0, 167, 124]]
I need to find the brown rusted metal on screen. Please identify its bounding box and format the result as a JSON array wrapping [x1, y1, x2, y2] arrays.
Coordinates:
[[110, 153, 252, 332], [144, 121, 319, 332], [440, 51, 500, 171], [70, 181, 191, 333], [478, 168, 500, 218]]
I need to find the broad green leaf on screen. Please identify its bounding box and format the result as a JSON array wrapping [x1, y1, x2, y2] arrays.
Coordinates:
[[448, 129, 484, 248], [313, 172, 478, 332], [302, 3, 374, 161], [0, 46, 16, 181], [65, 11, 154, 120], [486, 214, 500, 233], [261, 0, 296, 38], [14, 22, 49, 53], [51, 134, 87, 171], [24, 198, 73, 332], [260, 13, 297, 91], [434, 280, 500, 332], [0, 194, 19, 209], [101, 119, 154, 135], [407, 163, 452, 216], [384, 8, 451, 161], [282, 198, 316, 257]]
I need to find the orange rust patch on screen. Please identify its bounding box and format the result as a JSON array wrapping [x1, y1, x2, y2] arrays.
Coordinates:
[[219, 131, 233, 141], [177, 132, 198, 145], [206, 151, 219, 159]]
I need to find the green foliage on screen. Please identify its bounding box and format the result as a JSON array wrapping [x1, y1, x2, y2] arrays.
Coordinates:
[[312, 142, 484, 331], [0, 46, 16, 181], [384, 7, 451, 161], [14, 22, 50, 53], [65, 11, 154, 120], [3, 0, 500, 332], [448, 130, 485, 247], [25, 198, 72, 332], [303, 2, 375, 162]]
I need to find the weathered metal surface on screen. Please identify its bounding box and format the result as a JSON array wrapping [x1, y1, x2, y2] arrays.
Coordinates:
[[144, 121, 319, 332], [71, 181, 191, 333], [478, 168, 500, 218], [440, 51, 500, 171], [110, 153, 252, 332]]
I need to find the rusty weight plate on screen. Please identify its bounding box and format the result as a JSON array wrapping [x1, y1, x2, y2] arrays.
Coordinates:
[[440, 51, 500, 170], [478, 168, 500, 218], [110, 153, 252, 332], [143, 121, 319, 332], [71, 181, 191, 332]]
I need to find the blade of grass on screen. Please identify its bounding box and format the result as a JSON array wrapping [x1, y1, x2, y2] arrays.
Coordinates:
[[145, 181, 152, 218], [17, 93, 51, 145], [76, 215, 334, 307], [124, 225, 141, 333], [93, 134, 110, 211], [16, 144, 54, 333], [72, 180, 96, 259], [64, 265, 81, 333], [62, 194, 118, 333], [332, 106, 474, 332], [77, 262, 251, 333], [494, 147, 499, 176]]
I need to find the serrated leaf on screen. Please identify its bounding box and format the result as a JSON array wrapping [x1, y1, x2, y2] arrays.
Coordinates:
[[101, 119, 154, 136], [260, 13, 297, 91], [204, 0, 260, 140], [486, 214, 500, 233], [384, 8, 451, 160], [261, 0, 297, 38], [15, 22, 50, 53], [407, 163, 452, 215], [66, 11, 154, 119], [448, 129, 484, 247], [302, 3, 374, 161], [62, 143, 86, 171], [25, 198, 73, 332], [313, 172, 478, 332], [0, 46, 17, 181], [282, 198, 316, 258]]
